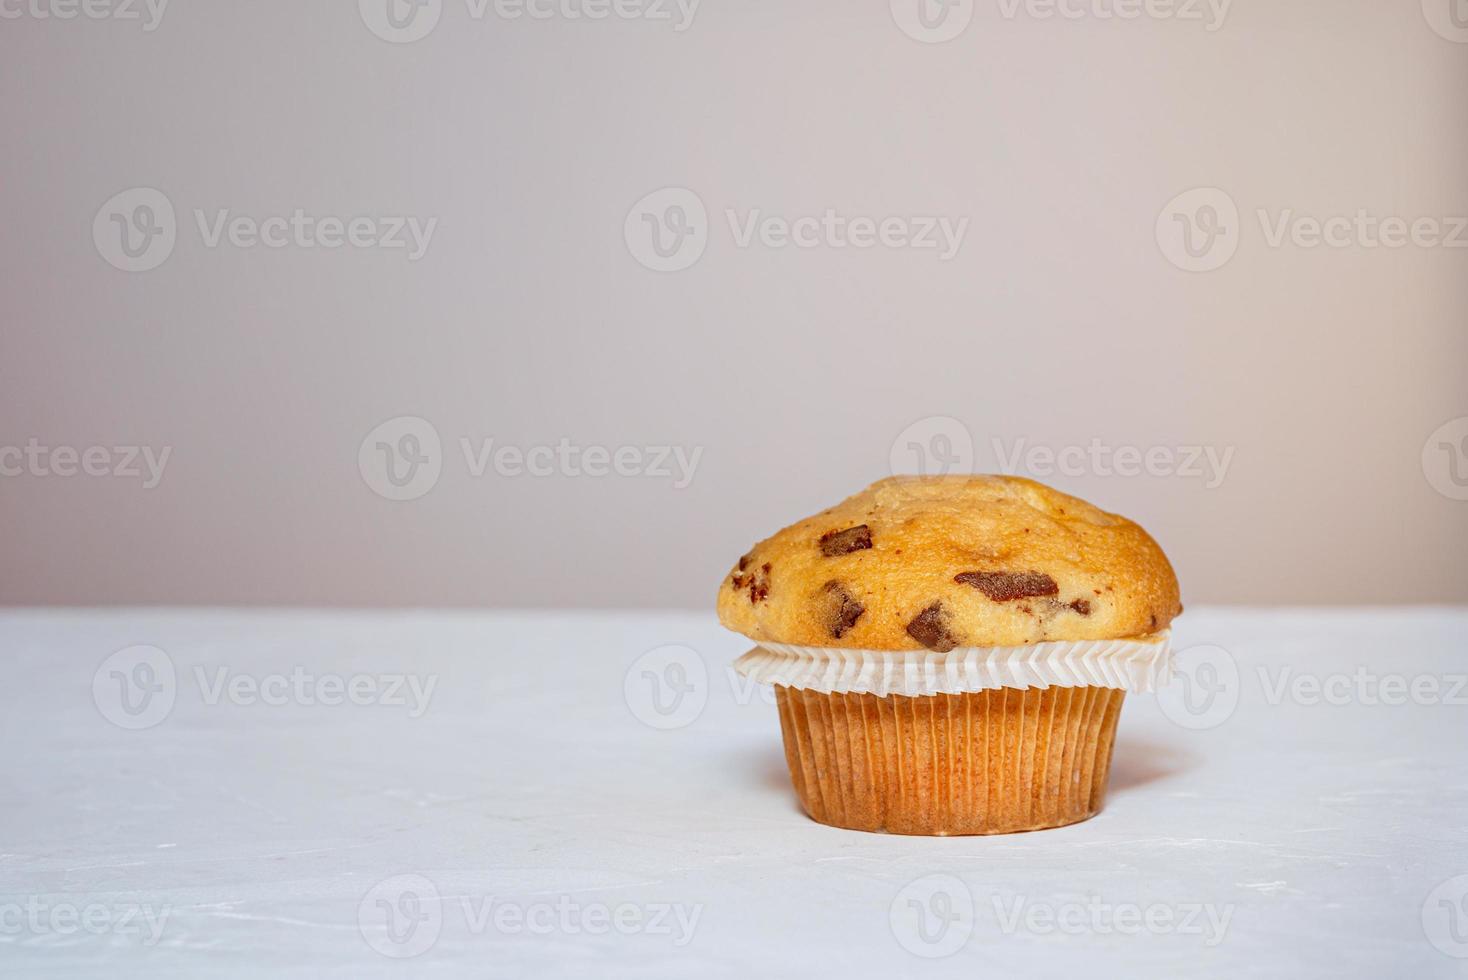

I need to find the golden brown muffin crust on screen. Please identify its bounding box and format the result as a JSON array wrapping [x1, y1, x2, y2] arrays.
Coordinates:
[[717, 476, 1182, 649]]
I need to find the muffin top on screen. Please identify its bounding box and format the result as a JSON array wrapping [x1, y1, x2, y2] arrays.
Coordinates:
[[717, 476, 1181, 650]]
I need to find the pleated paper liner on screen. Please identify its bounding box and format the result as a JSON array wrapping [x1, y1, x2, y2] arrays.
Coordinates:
[[737, 633, 1172, 696], [774, 686, 1126, 835]]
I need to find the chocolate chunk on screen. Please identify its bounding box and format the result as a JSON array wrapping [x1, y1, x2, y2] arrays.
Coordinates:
[[954, 570, 1059, 602], [749, 563, 772, 604], [820, 581, 865, 638], [730, 553, 754, 590], [1069, 599, 1092, 616], [819, 524, 872, 557], [906, 601, 959, 652]]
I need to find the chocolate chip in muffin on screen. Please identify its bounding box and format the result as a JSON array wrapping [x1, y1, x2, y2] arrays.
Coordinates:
[[954, 570, 1059, 602], [1069, 599, 1092, 616], [906, 601, 959, 652], [819, 581, 865, 638], [749, 563, 772, 604], [730, 553, 753, 590], [819, 524, 872, 557]]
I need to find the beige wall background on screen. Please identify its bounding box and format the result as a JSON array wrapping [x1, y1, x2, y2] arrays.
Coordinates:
[[2, 0, 1466, 607]]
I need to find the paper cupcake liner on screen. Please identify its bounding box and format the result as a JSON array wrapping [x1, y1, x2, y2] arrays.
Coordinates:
[[735, 631, 1171, 697], [776, 685, 1125, 835]]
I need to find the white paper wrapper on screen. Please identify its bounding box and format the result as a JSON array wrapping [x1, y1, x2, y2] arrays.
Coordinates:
[[733, 631, 1172, 697]]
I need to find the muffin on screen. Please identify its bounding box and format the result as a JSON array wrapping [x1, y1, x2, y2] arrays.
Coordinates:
[[717, 475, 1182, 836]]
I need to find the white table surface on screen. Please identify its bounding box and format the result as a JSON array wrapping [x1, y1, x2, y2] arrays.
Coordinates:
[[2, 607, 1465, 978]]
